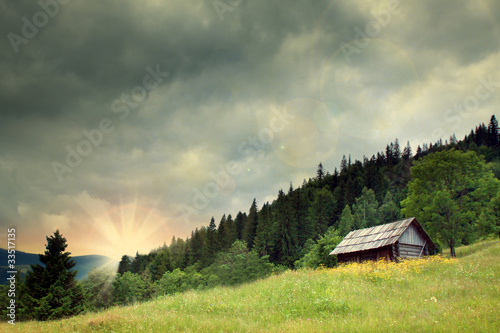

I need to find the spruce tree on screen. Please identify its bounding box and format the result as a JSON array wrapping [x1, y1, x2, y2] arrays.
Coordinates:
[[307, 187, 335, 239], [487, 115, 499, 147], [242, 199, 258, 249], [377, 191, 401, 224], [352, 187, 379, 228], [272, 190, 299, 267], [20, 230, 83, 321], [117, 255, 131, 275], [338, 205, 355, 236]]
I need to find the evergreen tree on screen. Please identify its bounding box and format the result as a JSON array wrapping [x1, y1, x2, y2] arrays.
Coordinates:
[[148, 249, 173, 281], [188, 228, 205, 266], [352, 187, 379, 228], [253, 203, 274, 256], [130, 252, 150, 274], [170, 237, 187, 270], [202, 217, 219, 267], [317, 163, 324, 181], [338, 205, 355, 236], [20, 230, 83, 321], [242, 199, 258, 249], [234, 212, 247, 240], [117, 255, 131, 275], [377, 191, 401, 224], [272, 190, 299, 267], [217, 214, 228, 248], [340, 155, 348, 173], [402, 141, 412, 160], [293, 187, 314, 246], [223, 214, 237, 248], [487, 115, 499, 147], [307, 187, 335, 239]]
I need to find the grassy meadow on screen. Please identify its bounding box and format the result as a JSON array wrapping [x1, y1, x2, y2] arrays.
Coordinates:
[[4, 240, 500, 332]]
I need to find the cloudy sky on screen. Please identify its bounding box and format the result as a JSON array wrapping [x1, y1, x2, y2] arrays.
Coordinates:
[[1, 0, 499, 259]]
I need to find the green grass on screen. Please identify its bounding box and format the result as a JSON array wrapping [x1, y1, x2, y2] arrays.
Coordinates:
[[4, 240, 500, 332]]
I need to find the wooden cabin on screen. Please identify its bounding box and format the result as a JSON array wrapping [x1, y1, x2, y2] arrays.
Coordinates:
[[330, 217, 436, 263]]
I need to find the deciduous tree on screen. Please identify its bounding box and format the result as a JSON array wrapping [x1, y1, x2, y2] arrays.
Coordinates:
[[401, 149, 499, 257]]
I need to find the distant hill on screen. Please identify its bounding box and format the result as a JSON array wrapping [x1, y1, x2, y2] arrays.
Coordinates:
[[0, 249, 117, 284]]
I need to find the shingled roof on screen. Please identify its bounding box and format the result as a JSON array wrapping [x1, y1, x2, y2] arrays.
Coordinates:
[[330, 217, 432, 255]]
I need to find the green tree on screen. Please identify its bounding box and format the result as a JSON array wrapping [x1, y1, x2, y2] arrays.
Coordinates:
[[204, 240, 273, 286], [477, 189, 500, 237], [20, 230, 83, 321], [117, 255, 131, 275], [307, 187, 335, 239], [111, 272, 146, 305], [170, 236, 187, 270], [352, 187, 379, 228], [80, 267, 115, 311], [148, 249, 173, 282], [401, 149, 499, 257], [378, 191, 401, 224], [253, 203, 274, 256], [202, 217, 220, 267], [338, 205, 355, 236], [295, 227, 342, 268], [242, 199, 259, 249], [273, 190, 299, 267]]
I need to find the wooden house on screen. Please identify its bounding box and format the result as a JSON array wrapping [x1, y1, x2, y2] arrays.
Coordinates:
[[330, 217, 436, 263]]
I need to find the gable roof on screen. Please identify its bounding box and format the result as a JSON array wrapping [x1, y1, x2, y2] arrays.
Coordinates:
[[330, 217, 433, 255]]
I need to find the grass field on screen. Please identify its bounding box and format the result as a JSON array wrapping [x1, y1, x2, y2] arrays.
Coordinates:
[[4, 240, 500, 332]]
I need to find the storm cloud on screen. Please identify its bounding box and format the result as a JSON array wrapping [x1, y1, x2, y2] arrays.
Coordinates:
[[1, 0, 499, 258]]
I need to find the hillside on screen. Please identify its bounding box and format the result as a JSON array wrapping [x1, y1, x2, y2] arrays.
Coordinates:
[[0, 249, 117, 283], [6, 240, 499, 332]]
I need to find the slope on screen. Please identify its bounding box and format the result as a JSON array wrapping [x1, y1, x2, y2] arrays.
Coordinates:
[[5, 240, 499, 332]]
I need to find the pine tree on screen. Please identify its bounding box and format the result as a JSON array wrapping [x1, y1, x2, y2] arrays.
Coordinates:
[[340, 155, 348, 173], [117, 255, 132, 275], [242, 199, 258, 249], [272, 190, 299, 267], [402, 141, 412, 160], [202, 218, 219, 267], [253, 203, 274, 256], [307, 187, 335, 239], [224, 214, 236, 248], [317, 163, 324, 181], [234, 212, 246, 240], [188, 228, 205, 266], [338, 205, 354, 236], [293, 187, 313, 247], [217, 214, 227, 248], [148, 249, 172, 281], [377, 191, 401, 224], [487, 115, 499, 147], [352, 187, 379, 228], [20, 230, 83, 321]]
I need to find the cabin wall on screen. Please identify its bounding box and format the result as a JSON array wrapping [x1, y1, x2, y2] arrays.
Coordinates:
[[397, 223, 429, 258], [399, 223, 426, 246], [337, 246, 393, 263]]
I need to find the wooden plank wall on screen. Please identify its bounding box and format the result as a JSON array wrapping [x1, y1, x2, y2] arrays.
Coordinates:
[[399, 243, 424, 258], [399, 223, 426, 246]]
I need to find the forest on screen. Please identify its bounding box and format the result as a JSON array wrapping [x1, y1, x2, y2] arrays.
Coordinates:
[[2, 115, 499, 320]]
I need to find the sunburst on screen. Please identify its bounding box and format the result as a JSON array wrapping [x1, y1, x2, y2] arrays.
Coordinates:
[[79, 196, 170, 260]]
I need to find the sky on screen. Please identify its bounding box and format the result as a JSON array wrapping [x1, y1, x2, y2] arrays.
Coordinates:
[[0, 0, 499, 260]]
